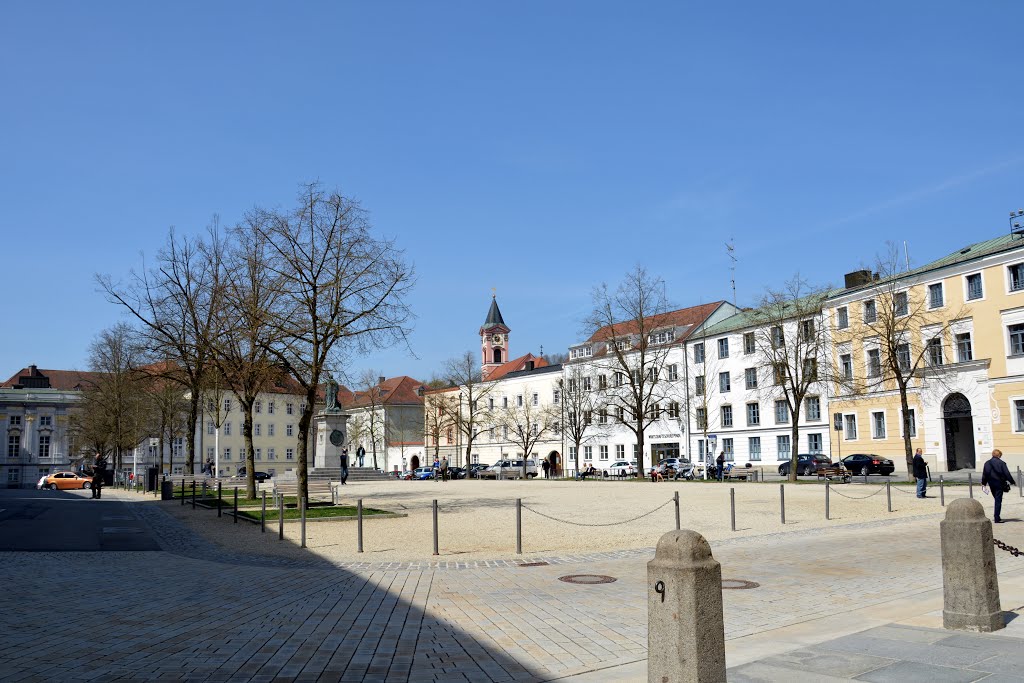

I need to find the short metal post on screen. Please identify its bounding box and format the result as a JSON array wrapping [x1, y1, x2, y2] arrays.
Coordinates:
[[1019, 467, 1023, 498], [181, 479, 185, 505], [779, 484, 785, 525], [969, 472, 974, 499], [278, 495, 284, 540], [202, 481, 207, 501], [729, 488, 736, 532], [191, 480, 196, 509], [217, 482, 222, 517], [233, 487, 238, 523], [674, 491, 680, 530], [940, 475, 945, 506], [825, 483, 830, 520], [886, 481, 892, 512], [357, 499, 363, 553], [515, 498, 522, 554], [300, 496, 306, 548], [261, 491, 266, 533], [432, 499, 439, 556]]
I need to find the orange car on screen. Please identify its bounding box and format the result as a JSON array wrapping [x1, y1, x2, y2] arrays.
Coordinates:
[[41, 471, 93, 490]]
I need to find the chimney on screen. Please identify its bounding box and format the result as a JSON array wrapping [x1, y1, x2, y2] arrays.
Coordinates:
[[844, 269, 873, 289], [378, 376, 386, 386], [526, 361, 535, 371]]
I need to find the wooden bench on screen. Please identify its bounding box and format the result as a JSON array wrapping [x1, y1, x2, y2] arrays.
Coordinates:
[[725, 467, 758, 481], [816, 467, 851, 484], [272, 480, 335, 507]]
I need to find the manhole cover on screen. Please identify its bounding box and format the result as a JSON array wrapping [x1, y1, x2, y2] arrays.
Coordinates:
[[721, 579, 759, 590], [518, 562, 549, 567], [558, 574, 617, 584]]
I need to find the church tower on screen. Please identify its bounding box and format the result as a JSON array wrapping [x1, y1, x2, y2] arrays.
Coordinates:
[[480, 295, 510, 380]]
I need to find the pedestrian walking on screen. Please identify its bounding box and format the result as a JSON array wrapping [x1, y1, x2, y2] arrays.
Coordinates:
[[440, 456, 449, 482], [91, 454, 106, 499], [542, 459, 550, 479], [982, 448, 1016, 523], [433, 457, 440, 481], [912, 448, 928, 498], [340, 447, 349, 485], [357, 445, 366, 468], [716, 452, 725, 481]]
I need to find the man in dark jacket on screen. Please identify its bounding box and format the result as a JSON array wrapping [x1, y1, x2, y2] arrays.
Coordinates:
[[912, 448, 928, 498], [982, 449, 1016, 523]]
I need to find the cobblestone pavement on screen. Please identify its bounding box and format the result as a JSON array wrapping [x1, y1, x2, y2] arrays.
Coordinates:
[[2, 489, 1023, 681]]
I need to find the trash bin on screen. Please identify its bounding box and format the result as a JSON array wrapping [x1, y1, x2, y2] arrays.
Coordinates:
[[146, 467, 158, 492], [161, 479, 174, 501]]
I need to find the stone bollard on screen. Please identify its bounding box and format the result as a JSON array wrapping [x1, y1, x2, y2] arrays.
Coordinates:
[[647, 530, 726, 683], [941, 498, 1003, 632]]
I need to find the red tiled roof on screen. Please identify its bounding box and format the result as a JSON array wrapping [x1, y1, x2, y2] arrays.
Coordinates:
[[585, 302, 726, 343], [485, 353, 549, 381], [347, 376, 426, 409], [1, 367, 102, 391]]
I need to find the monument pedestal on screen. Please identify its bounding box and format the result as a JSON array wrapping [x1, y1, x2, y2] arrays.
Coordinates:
[[313, 410, 349, 471]]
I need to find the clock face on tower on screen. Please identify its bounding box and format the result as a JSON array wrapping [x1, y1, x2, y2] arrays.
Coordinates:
[[492, 335, 502, 344]]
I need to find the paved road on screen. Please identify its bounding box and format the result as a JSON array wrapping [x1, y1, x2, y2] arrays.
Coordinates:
[[1, 488, 1022, 681], [0, 489, 159, 551]]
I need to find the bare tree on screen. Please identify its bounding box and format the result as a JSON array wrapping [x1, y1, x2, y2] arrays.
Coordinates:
[[353, 370, 387, 470], [423, 389, 458, 463], [97, 225, 224, 474], [750, 277, 833, 482], [559, 364, 605, 475], [490, 385, 559, 477], [142, 363, 190, 477], [444, 351, 496, 469], [256, 183, 414, 502], [686, 327, 727, 478], [583, 266, 674, 477], [850, 245, 966, 475]]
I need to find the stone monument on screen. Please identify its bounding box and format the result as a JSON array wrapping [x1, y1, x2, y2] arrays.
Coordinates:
[[313, 375, 349, 471]]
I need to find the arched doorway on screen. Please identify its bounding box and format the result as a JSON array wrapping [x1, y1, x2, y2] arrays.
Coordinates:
[[410, 455, 420, 471], [943, 393, 976, 471], [547, 451, 560, 477]]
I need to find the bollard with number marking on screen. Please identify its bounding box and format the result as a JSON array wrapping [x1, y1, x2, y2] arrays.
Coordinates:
[[887, 481, 892, 512], [730, 488, 736, 532], [674, 491, 680, 530], [515, 498, 522, 555]]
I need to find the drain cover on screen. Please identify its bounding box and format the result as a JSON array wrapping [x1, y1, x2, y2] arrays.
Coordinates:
[[518, 562, 549, 567], [558, 574, 617, 584], [721, 579, 759, 590]]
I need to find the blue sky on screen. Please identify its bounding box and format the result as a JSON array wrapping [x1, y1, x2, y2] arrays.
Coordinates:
[[2, 2, 1022, 383]]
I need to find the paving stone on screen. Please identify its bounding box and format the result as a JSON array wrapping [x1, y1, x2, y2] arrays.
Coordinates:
[[853, 660, 988, 683]]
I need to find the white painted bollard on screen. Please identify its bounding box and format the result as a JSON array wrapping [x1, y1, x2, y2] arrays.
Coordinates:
[[941, 498, 1003, 632], [647, 530, 726, 682]]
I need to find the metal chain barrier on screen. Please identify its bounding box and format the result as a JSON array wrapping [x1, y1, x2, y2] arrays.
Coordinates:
[[521, 497, 674, 527], [891, 485, 924, 496], [829, 484, 887, 500], [994, 538, 1024, 558]]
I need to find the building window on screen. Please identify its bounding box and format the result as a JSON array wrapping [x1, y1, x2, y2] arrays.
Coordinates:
[[695, 375, 705, 395], [837, 307, 849, 329], [207, 447, 214, 459], [286, 448, 294, 460], [721, 405, 733, 428], [207, 421, 215, 435], [841, 354, 853, 380], [927, 338, 944, 367], [664, 402, 678, 419], [897, 343, 911, 372], [805, 396, 821, 421], [894, 291, 908, 316], [744, 368, 758, 389], [39, 415, 52, 428], [1010, 263, 1024, 292], [599, 445, 609, 460], [598, 409, 608, 424], [569, 446, 577, 461], [207, 399, 215, 412], [286, 424, 293, 437], [719, 372, 731, 393], [223, 448, 231, 460], [966, 273, 983, 300], [1015, 401, 1024, 432], [614, 372, 625, 387], [255, 423, 262, 437], [268, 448, 276, 461], [718, 338, 729, 359], [1011, 324, 1024, 356], [502, 396, 508, 408], [864, 300, 877, 323], [803, 358, 818, 380], [696, 408, 707, 430], [775, 400, 789, 424], [616, 444, 625, 459], [956, 333, 973, 362], [584, 446, 592, 461], [286, 402, 293, 415], [872, 411, 886, 439], [748, 437, 761, 460], [773, 364, 787, 386], [743, 332, 755, 354], [38, 435, 50, 458], [771, 326, 784, 348], [532, 393, 539, 406], [867, 348, 881, 378], [808, 433, 822, 454], [902, 408, 917, 437], [551, 390, 559, 405], [255, 448, 262, 461], [268, 424, 275, 437], [7, 435, 18, 458], [255, 401, 262, 414], [776, 435, 791, 460], [928, 283, 944, 308], [693, 342, 705, 363], [268, 401, 275, 415], [746, 403, 760, 426], [583, 410, 592, 425], [615, 406, 625, 422], [9, 415, 21, 427], [667, 365, 678, 381], [722, 438, 734, 460], [224, 422, 232, 436], [799, 319, 815, 341], [844, 414, 858, 440], [517, 394, 524, 407]]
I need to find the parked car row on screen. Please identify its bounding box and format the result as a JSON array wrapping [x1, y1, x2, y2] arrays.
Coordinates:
[[777, 454, 895, 477]]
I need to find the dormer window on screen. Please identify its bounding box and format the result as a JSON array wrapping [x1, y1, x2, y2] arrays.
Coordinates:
[[648, 329, 675, 345], [570, 346, 594, 360]]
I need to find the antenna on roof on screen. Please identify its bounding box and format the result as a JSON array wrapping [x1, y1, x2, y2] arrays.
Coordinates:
[[726, 238, 737, 307], [903, 240, 911, 271]]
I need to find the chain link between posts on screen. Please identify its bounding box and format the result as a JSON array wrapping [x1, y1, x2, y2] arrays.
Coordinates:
[[828, 484, 887, 500], [521, 497, 675, 527], [994, 538, 1024, 558]]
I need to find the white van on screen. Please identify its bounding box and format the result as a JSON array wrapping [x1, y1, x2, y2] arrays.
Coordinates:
[[480, 459, 538, 479]]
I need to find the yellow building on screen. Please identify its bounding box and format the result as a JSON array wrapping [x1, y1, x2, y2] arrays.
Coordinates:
[[827, 233, 1024, 475]]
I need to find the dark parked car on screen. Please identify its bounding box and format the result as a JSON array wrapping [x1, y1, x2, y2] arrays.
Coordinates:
[[236, 467, 272, 482], [446, 467, 466, 480], [841, 454, 895, 476], [778, 454, 833, 477], [468, 463, 491, 478]]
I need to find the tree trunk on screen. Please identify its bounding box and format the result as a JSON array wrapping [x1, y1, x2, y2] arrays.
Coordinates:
[[186, 394, 199, 474], [789, 420, 800, 483], [899, 385, 914, 480], [297, 390, 313, 504], [242, 403, 256, 499]]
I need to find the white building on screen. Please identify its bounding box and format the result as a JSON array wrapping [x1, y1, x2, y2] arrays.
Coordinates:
[[343, 375, 427, 474]]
